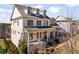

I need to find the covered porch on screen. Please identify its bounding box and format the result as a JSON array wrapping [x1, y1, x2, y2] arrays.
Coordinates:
[[24, 28, 59, 53]]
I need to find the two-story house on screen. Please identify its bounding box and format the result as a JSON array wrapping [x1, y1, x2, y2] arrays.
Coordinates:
[[10, 4, 59, 53]]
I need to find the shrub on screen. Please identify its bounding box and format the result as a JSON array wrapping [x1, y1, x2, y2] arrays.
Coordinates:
[[0, 45, 6, 54], [18, 39, 26, 54]]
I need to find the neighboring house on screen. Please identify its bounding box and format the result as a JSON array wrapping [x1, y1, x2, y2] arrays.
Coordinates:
[[56, 16, 78, 35], [10, 4, 59, 53], [0, 23, 11, 39]]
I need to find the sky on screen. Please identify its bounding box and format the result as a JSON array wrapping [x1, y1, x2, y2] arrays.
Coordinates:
[[0, 4, 79, 23]]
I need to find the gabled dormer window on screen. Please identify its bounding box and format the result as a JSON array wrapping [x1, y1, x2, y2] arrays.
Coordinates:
[[43, 10, 47, 17], [27, 7, 32, 15], [27, 9, 31, 15], [36, 9, 40, 16]]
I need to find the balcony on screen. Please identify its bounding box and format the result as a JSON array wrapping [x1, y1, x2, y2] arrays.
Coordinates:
[[24, 26, 52, 28]]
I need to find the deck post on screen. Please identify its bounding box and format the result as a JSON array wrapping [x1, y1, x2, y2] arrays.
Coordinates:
[[53, 30, 55, 40], [38, 32, 41, 54], [27, 33, 30, 54], [47, 32, 48, 42]]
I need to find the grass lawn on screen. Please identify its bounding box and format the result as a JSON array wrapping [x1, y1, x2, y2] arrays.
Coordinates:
[[0, 39, 7, 54], [62, 34, 79, 54], [0, 39, 6, 49]]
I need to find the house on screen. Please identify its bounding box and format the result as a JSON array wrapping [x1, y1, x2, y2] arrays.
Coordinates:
[[0, 23, 11, 39], [55, 16, 78, 35], [10, 4, 59, 53]]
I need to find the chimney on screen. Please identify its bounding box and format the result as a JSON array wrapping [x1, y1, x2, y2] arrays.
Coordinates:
[[43, 10, 47, 17], [36, 8, 40, 15]]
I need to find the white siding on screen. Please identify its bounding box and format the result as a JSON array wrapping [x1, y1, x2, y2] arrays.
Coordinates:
[[56, 16, 66, 20], [11, 19, 23, 47], [12, 7, 21, 19], [33, 19, 37, 26], [57, 22, 70, 33]]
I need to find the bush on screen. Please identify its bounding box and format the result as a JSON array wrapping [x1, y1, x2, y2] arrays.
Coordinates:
[[0, 45, 6, 54], [18, 39, 26, 54]]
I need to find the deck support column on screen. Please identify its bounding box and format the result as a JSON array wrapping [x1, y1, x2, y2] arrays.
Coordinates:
[[47, 32, 48, 42], [38, 32, 41, 54], [27, 33, 30, 54], [53, 30, 56, 40]]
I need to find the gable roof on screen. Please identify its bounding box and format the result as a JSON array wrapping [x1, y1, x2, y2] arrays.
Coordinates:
[[10, 4, 50, 20], [55, 16, 75, 23]]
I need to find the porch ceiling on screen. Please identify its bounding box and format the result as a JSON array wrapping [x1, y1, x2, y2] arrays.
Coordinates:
[[24, 28, 56, 33]]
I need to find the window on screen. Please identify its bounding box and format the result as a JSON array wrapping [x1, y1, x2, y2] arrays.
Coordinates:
[[46, 21, 48, 26], [30, 33, 33, 39], [37, 32, 42, 39], [17, 21, 19, 26], [13, 20, 19, 26], [12, 22, 14, 25], [50, 32, 53, 38], [55, 31, 58, 37], [15, 20, 19, 26], [44, 21, 48, 26], [27, 9, 31, 15], [18, 32, 20, 34], [44, 31, 47, 39], [13, 30, 16, 34], [37, 20, 41, 26], [40, 32, 42, 38], [37, 32, 39, 39], [27, 20, 33, 26]]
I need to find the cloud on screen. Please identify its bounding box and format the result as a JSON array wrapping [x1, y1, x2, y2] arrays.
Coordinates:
[[32, 5, 43, 9], [0, 14, 6, 18], [0, 18, 5, 23], [0, 13, 9, 23], [0, 8, 12, 23], [0, 8, 12, 13], [0, 4, 12, 8], [0, 18, 10, 23], [0, 8, 6, 12], [66, 4, 79, 7], [48, 6, 60, 14]]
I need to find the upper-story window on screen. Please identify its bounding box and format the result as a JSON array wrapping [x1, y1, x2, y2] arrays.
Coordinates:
[[44, 20, 48, 26], [16, 20, 19, 26], [27, 9, 31, 15], [13, 20, 19, 26], [37, 20, 41, 26], [27, 20, 33, 26], [12, 22, 14, 25], [46, 21, 48, 26], [13, 30, 16, 34]]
